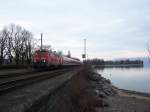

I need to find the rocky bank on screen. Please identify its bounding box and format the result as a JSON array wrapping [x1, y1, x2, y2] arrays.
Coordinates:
[[59, 65, 150, 112]]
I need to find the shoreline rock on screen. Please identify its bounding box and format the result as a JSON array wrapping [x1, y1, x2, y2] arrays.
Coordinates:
[[88, 67, 150, 112]]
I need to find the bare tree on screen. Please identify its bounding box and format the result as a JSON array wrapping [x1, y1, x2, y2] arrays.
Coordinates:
[[2, 24, 34, 65], [22, 29, 33, 64], [57, 51, 63, 55], [6, 24, 14, 63], [0, 24, 35, 65], [43, 45, 52, 51], [67, 51, 71, 57], [147, 43, 150, 55], [12, 26, 22, 64], [0, 28, 9, 65], [11, 25, 33, 64], [146, 42, 150, 62]]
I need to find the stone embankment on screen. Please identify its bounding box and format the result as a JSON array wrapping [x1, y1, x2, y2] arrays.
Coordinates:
[[88, 69, 116, 98], [38, 64, 117, 112], [87, 65, 150, 112]]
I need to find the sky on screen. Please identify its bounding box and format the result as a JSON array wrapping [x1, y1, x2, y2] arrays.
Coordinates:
[[0, 0, 150, 60]]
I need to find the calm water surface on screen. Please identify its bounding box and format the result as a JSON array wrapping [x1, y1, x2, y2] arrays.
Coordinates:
[[97, 67, 150, 93]]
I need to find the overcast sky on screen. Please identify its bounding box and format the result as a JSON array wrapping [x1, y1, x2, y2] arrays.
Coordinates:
[[0, 0, 150, 60]]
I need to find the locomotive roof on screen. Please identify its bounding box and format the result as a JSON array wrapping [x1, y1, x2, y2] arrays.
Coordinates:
[[35, 49, 61, 56], [35, 49, 80, 60]]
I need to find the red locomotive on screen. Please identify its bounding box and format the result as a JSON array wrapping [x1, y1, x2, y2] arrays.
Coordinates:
[[32, 49, 82, 68]]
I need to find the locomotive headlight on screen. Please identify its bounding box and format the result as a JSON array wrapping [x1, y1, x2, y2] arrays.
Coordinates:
[[42, 59, 46, 62], [41, 58, 46, 63], [43, 60, 45, 62]]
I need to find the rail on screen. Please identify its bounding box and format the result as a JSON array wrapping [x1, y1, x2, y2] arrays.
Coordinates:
[[0, 68, 75, 95]]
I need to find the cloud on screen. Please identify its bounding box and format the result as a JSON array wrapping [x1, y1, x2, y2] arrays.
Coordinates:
[[0, 0, 150, 59]]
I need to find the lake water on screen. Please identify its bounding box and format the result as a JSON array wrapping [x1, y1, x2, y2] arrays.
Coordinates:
[[97, 67, 150, 93]]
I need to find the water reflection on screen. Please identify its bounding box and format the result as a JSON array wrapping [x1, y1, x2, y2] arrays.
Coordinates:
[[96, 67, 150, 93]]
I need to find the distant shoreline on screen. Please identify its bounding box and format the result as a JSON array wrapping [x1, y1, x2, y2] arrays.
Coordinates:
[[117, 88, 150, 98], [93, 64, 143, 68]]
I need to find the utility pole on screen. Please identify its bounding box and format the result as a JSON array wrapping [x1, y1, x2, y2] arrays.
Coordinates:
[[41, 33, 43, 50], [83, 38, 86, 60]]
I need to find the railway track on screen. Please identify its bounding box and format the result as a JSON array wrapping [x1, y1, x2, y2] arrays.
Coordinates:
[[0, 70, 36, 78], [0, 68, 76, 95]]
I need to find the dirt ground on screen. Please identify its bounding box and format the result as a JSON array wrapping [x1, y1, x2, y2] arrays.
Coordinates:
[[98, 89, 150, 112]]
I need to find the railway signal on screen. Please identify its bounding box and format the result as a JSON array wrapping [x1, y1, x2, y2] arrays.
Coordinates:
[[82, 39, 87, 61]]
